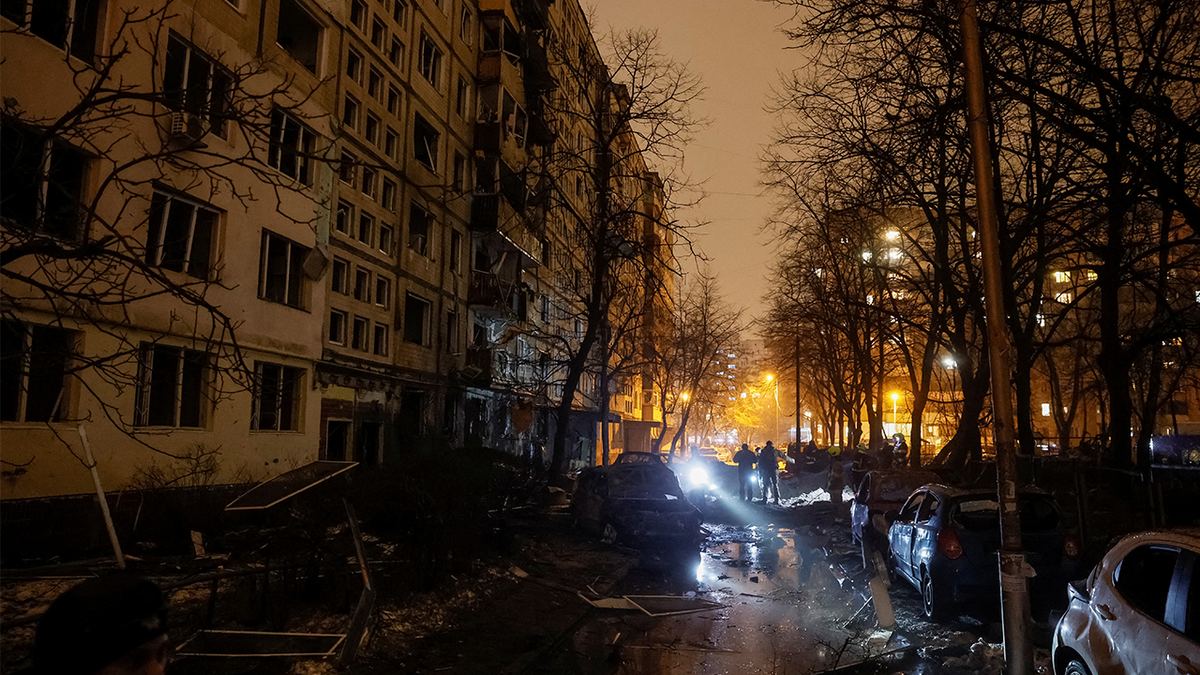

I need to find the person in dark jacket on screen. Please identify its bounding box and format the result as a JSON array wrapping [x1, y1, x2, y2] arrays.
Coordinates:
[[733, 443, 758, 501], [758, 441, 782, 505]]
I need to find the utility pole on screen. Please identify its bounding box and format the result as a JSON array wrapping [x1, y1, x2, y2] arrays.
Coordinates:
[[956, 0, 1032, 673]]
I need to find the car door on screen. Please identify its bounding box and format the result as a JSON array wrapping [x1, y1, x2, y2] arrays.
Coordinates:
[[890, 491, 924, 584], [910, 492, 941, 580], [1090, 543, 1182, 674], [1164, 549, 1200, 675], [852, 473, 872, 540]]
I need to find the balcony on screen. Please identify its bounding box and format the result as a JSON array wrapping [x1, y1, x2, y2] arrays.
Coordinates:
[[463, 346, 495, 385], [468, 270, 521, 315], [513, 0, 549, 30], [471, 195, 544, 267]]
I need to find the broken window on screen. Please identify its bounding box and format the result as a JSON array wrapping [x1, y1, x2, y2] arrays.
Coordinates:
[[330, 257, 348, 294], [335, 200, 352, 234], [353, 267, 370, 302], [408, 203, 431, 256], [163, 33, 230, 136], [375, 276, 391, 308], [1, 0, 101, 61], [352, 315, 369, 350], [373, 323, 389, 356], [328, 309, 346, 344], [145, 190, 218, 280], [276, 0, 322, 73], [258, 230, 309, 308], [358, 211, 374, 246], [268, 108, 315, 185], [346, 48, 362, 82], [417, 30, 442, 88], [404, 292, 430, 345], [0, 320, 76, 423], [252, 361, 303, 431], [455, 76, 470, 118], [135, 343, 208, 428], [0, 124, 88, 239], [378, 223, 394, 255], [413, 112, 439, 170]]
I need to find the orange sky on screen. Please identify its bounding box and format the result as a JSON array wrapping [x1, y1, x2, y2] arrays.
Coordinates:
[[591, 0, 798, 324]]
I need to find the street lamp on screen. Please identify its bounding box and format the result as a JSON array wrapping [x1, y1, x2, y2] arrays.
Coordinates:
[[766, 374, 778, 442]]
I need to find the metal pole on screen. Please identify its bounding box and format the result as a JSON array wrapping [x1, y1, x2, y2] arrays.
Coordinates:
[[77, 424, 126, 569], [955, 1, 1032, 672]]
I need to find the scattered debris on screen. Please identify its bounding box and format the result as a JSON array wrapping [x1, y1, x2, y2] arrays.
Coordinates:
[[175, 630, 344, 657]]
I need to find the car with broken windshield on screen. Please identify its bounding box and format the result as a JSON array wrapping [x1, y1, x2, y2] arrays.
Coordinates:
[[851, 469, 940, 551], [571, 452, 703, 549], [886, 483, 1082, 619], [1052, 527, 1200, 675]]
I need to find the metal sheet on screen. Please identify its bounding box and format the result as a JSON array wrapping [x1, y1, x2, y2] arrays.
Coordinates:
[[176, 630, 345, 657], [225, 461, 357, 511]]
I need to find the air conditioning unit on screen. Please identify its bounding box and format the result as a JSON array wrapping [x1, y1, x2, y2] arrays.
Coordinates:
[[461, 365, 483, 379], [169, 111, 209, 142]]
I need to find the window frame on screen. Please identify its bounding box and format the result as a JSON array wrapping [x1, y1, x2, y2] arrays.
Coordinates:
[[163, 32, 230, 137], [0, 320, 77, 424], [329, 308, 347, 344], [251, 361, 304, 431], [404, 292, 431, 345], [408, 203, 432, 256], [258, 230, 310, 309], [268, 107, 316, 186], [417, 29, 443, 88], [145, 189, 219, 280], [134, 342, 209, 428]]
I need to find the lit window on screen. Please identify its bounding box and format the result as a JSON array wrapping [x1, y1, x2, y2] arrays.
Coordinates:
[[1052, 270, 1070, 283], [1041, 403, 1051, 417]]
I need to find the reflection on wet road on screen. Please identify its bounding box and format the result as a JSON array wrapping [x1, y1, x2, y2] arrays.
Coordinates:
[[576, 520, 908, 675]]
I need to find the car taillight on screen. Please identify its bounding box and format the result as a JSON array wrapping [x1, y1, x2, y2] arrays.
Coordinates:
[[938, 528, 963, 560], [1063, 532, 1081, 559]]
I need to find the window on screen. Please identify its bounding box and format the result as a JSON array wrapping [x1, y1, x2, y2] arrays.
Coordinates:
[[452, 151, 466, 192], [417, 30, 443, 88], [358, 212, 374, 246], [353, 267, 371, 302], [258, 231, 309, 308], [346, 49, 363, 83], [371, 17, 387, 49], [445, 310, 459, 353], [459, 7, 473, 44], [352, 316, 369, 350], [145, 190, 218, 279], [1, 0, 101, 61], [361, 166, 376, 197], [1041, 403, 1051, 417], [384, 127, 398, 159], [373, 323, 389, 356], [331, 257, 348, 293], [387, 86, 401, 114], [367, 67, 382, 99], [378, 223, 394, 255], [163, 33, 230, 137], [408, 203, 431, 256], [540, 295, 550, 323], [0, 124, 87, 239], [449, 229, 462, 273], [134, 343, 207, 428], [1115, 545, 1179, 622], [268, 108, 315, 185], [381, 179, 396, 210], [375, 276, 391, 308], [413, 112, 440, 170], [343, 94, 360, 130], [389, 37, 404, 67], [339, 151, 356, 185], [276, 0, 322, 73], [404, 293, 430, 344], [350, 0, 366, 29], [329, 309, 347, 344], [1, 320, 76, 423], [392, 0, 407, 25], [252, 361, 303, 431], [455, 76, 469, 118], [335, 200, 353, 234]]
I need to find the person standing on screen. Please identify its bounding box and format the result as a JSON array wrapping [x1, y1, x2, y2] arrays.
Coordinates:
[[759, 441, 782, 505], [733, 443, 758, 501]]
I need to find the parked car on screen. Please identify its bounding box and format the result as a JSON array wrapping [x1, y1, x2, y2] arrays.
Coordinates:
[[851, 469, 940, 549], [1052, 528, 1200, 675], [1151, 435, 1200, 466], [571, 452, 703, 549], [887, 484, 1082, 619]]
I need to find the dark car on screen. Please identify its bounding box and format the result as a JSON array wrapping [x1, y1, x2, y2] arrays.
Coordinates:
[[851, 469, 940, 549], [571, 452, 703, 549], [887, 484, 1082, 619]]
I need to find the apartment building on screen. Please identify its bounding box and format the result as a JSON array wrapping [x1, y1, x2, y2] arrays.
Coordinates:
[[1, 0, 677, 500]]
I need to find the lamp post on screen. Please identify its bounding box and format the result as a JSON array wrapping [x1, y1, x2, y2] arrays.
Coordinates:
[[891, 391, 899, 437], [679, 392, 689, 456], [766, 374, 777, 442]]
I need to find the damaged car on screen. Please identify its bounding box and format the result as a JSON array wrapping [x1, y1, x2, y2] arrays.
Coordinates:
[[572, 452, 704, 549], [1052, 528, 1200, 675], [851, 469, 940, 551]]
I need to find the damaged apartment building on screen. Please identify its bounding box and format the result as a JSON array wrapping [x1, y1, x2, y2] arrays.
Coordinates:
[[1, 0, 676, 501]]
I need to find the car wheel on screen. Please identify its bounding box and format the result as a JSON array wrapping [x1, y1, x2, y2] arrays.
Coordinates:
[[601, 522, 619, 545], [921, 569, 947, 620], [1063, 660, 1091, 675]]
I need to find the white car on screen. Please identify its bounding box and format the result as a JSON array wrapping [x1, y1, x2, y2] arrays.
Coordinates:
[[1052, 528, 1200, 675]]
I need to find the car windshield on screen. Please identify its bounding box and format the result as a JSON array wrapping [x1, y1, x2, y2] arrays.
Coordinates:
[[952, 495, 1060, 532], [877, 475, 936, 501], [609, 467, 685, 499]]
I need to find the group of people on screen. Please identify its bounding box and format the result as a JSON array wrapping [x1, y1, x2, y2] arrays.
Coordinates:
[[732, 441, 785, 505]]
